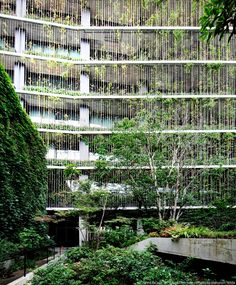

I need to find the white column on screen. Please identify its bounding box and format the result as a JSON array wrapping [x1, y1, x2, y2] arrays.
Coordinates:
[[80, 7, 90, 60], [79, 175, 89, 181], [139, 83, 148, 94], [78, 216, 87, 246], [15, 28, 26, 53], [81, 8, 91, 26], [14, 27, 26, 91], [137, 219, 144, 235], [79, 141, 89, 161], [14, 63, 25, 90], [80, 73, 90, 94], [80, 8, 91, 167], [19, 64, 25, 90], [16, 0, 26, 17], [80, 106, 90, 127], [80, 40, 90, 60], [14, 63, 20, 89], [79, 72, 90, 158]]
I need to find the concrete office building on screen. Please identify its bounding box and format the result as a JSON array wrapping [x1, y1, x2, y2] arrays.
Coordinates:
[[0, 0, 235, 243]]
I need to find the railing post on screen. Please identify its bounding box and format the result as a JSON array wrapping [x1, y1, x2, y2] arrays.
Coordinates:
[[23, 249, 27, 277], [46, 247, 49, 263]]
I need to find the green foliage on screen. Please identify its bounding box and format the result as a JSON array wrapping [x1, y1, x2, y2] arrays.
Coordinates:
[[142, 218, 175, 234], [76, 246, 163, 285], [33, 246, 198, 285], [64, 164, 81, 180], [105, 216, 133, 226], [66, 246, 93, 263], [200, 0, 236, 42], [71, 181, 110, 215], [205, 63, 223, 71], [33, 241, 217, 285], [0, 239, 19, 262], [0, 64, 47, 240], [135, 265, 195, 285], [92, 110, 228, 220], [19, 228, 43, 250], [160, 224, 236, 239], [19, 228, 53, 250], [101, 226, 145, 248], [31, 261, 81, 285], [180, 202, 236, 230]]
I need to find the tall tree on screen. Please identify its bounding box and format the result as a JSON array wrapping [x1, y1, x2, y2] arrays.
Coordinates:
[[63, 163, 111, 247], [93, 107, 228, 221]]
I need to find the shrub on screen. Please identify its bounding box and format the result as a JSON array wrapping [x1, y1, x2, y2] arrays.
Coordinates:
[[135, 266, 196, 285], [0, 239, 20, 277], [160, 224, 236, 239], [180, 206, 236, 230], [219, 222, 236, 231], [19, 228, 53, 250], [66, 246, 93, 263], [31, 261, 81, 285], [75, 246, 163, 285], [0, 239, 19, 262], [74, 246, 199, 285], [32, 246, 200, 285], [148, 231, 159, 237], [142, 218, 175, 234], [101, 226, 144, 248]]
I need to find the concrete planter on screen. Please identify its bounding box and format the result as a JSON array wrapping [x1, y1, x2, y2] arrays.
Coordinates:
[[131, 237, 236, 265]]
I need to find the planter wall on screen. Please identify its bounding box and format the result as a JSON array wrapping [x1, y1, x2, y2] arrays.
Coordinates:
[[131, 238, 236, 265]]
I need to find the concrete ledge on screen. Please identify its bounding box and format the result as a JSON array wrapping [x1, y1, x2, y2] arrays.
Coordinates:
[[131, 238, 236, 265]]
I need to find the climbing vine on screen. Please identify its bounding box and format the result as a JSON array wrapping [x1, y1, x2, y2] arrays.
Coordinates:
[[0, 64, 48, 240]]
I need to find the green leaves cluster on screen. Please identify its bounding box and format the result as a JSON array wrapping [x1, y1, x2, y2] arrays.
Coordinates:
[[101, 225, 145, 248], [0, 64, 47, 240], [200, 0, 236, 42], [31, 261, 80, 285], [160, 224, 236, 239], [19, 228, 53, 250], [32, 246, 198, 285]]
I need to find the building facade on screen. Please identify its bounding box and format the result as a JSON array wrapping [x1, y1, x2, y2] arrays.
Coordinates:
[[0, 0, 235, 212]]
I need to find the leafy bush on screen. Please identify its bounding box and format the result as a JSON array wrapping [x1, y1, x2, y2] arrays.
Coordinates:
[[180, 203, 236, 230], [0, 240, 19, 262], [75, 246, 163, 285], [101, 226, 145, 248], [160, 224, 236, 239], [66, 246, 93, 263], [19, 228, 54, 250], [31, 246, 200, 285], [148, 231, 159, 237], [135, 265, 196, 285], [19, 228, 44, 250], [31, 261, 81, 285], [142, 218, 175, 234], [218, 222, 236, 231], [0, 239, 20, 277]]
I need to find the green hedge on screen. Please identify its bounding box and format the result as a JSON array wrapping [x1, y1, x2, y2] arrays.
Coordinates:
[[0, 64, 47, 240]]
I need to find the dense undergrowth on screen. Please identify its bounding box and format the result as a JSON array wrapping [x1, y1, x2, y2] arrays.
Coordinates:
[[31, 246, 200, 285], [30, 218, 236, 285]]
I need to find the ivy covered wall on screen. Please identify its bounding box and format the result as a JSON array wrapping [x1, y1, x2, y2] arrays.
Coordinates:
[[0, 64, 47, 240]]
